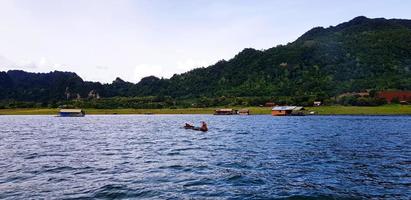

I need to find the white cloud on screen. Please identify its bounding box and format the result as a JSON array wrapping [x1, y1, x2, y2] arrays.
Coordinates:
[[1, 0, 410, 83], [133, 59, 216, 82], [0, 54, 69, 73], [176, 59, 213, 71], [16, 59, 39, 69], [0, 55, 15, 70], [96, 65, 109, 70], [134, 64, 168, 82]]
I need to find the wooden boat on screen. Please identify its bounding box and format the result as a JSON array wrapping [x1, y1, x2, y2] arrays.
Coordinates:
[[183, 124, 207, 132]]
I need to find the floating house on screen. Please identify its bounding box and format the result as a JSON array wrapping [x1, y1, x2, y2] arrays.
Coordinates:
[[238, 109, 250, 115], [271, 106, 305, 116], [214, 108, 238, 115], [59, 109, 85, 117]]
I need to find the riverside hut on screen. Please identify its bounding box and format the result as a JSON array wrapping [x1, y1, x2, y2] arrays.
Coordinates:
[[214, 108, 237, 115], [271, 106, 305, 116], [59, 109, 85, 117]]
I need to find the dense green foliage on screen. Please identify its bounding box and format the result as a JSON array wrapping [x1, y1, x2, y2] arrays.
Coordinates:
[[1, 16, 410, 108]]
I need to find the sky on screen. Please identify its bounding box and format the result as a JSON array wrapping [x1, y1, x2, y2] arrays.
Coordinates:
[[0, 0, 410, 83]]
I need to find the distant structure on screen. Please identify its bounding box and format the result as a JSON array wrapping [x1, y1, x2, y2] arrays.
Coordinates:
[[338, 92, 369, 98], [313, 101, 322, 106], [265, 102, 276, 107], [59, 109, 85, 117], [65, 87, 71, 100], [64, 87, 82, 100], [88, 90, 100, 99], [272, 106, 305, 116], [214, 108, 238, 115], [238, 109, 250, 115], [378, 91, 411, 103]]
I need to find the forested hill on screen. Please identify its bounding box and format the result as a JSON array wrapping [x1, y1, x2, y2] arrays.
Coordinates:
[[1, 16, 411, 103]]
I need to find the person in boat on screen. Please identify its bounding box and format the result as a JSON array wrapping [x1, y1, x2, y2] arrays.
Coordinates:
[[184, 122, 208, 132], [199, 121, 208, 132]]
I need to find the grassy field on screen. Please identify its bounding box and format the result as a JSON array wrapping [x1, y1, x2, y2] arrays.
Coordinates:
[[0, 107, 270, 115], [0, 105, 410, 115], [308, 105, 411, 115]]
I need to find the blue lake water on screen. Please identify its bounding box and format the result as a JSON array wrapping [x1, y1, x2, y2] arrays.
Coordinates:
[[0, 115, 410, 199]]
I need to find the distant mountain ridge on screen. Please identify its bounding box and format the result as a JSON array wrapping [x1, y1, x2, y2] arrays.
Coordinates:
[[1, 16, 411, 102]]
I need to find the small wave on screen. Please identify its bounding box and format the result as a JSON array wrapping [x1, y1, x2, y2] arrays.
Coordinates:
[[277, 194, 362, 200], [174, 147, 201, 151], [166, 151, 181, 156], [227, 174, 243, 181], [43, 166, 93, 174], [24, 153, 67, 159], [91, 184, 157, 199], [225, 173, 265, 186], [159, 164, 184, 170], [182, 178, 213, 187], [24, 153, 39, 159]]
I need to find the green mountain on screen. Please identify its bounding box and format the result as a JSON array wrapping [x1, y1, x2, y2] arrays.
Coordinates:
[[136, 16, 411, 98], [1, 16, 411, 105]]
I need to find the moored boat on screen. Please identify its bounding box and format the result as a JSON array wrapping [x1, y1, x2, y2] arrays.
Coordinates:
[[58, 109, 85, 117]]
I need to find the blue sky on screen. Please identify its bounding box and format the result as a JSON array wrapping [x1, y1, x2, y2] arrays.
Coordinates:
[[0, 0, 410, 82]]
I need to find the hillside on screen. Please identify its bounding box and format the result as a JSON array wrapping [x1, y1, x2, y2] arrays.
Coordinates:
[[152, 16, 411, 98], [1, 16, 411, 105]]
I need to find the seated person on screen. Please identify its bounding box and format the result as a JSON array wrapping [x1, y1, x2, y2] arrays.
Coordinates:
[[199, 121, 208, 132]]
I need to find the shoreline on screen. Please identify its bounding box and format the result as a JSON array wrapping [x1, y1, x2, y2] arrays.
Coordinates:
[[0, 105, 410, 115]]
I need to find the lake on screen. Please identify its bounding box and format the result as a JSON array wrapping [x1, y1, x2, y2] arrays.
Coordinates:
[[0, 115, 410, 199]]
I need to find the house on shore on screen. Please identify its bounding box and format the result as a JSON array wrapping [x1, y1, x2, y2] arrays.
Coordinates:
[[378, 91, 411, 103], [271, 106, 305, 116], [59, 109, 85, 117], [214, 109, 238, 115]]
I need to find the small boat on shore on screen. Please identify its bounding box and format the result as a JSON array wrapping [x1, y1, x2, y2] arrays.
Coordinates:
[[58, 109, 85, 117]]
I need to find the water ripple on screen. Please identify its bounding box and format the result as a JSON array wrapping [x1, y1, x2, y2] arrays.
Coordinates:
[[0, 115, 410, 199]]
